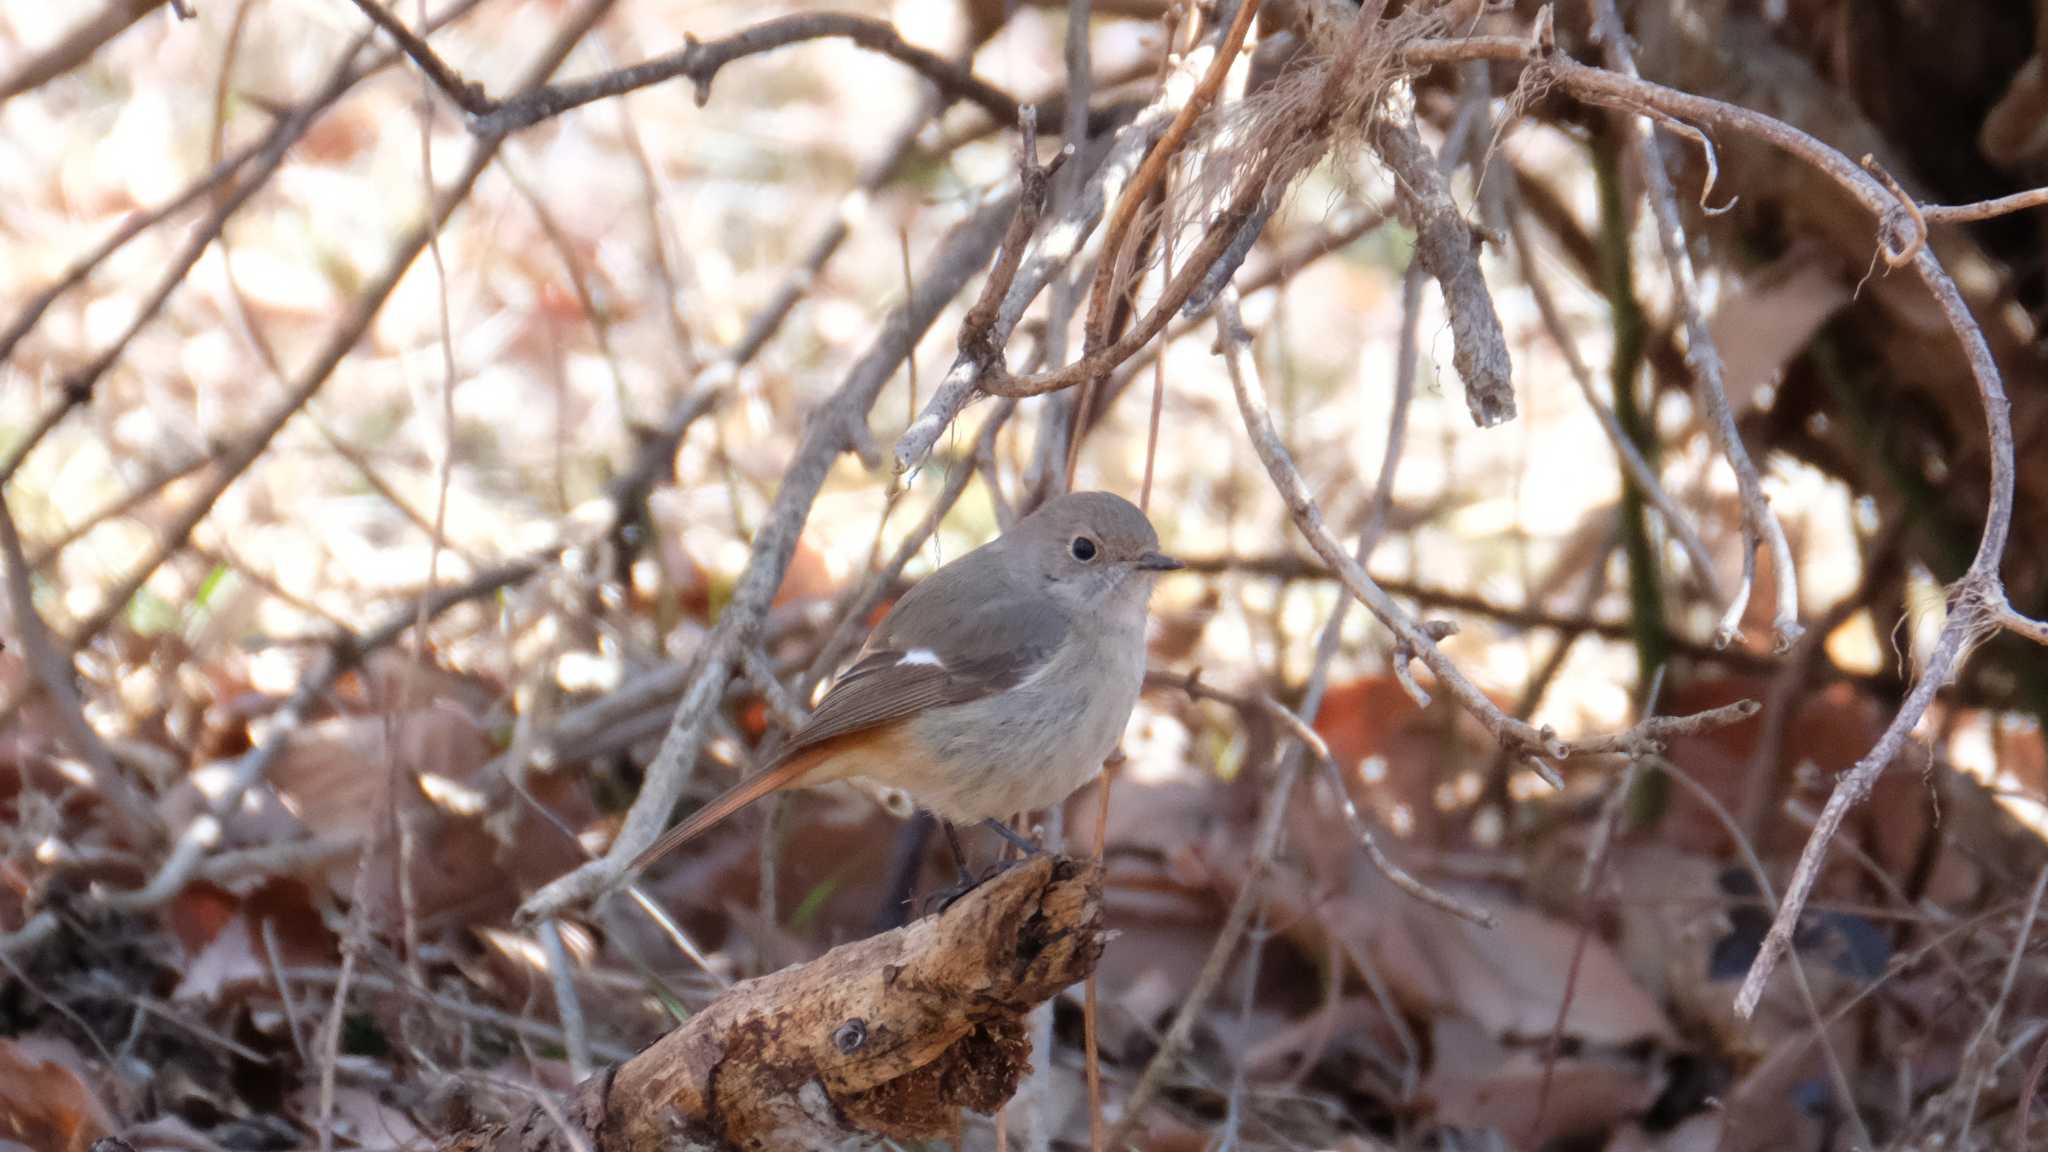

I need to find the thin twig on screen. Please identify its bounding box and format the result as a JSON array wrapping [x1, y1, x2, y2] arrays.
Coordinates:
[[469, 13, 1021, 136], [537, 920, 594, 1083], [1956, 860, 2048, 1147], [1922, 186, 2048, 226], [895, 92, 1182, 471], [1507, 188, 1725, 602], [0, 491, 157, 843], [1587, 0, 1801, 652], [341, 0, 491, 113], [1217, 293, 1756, 777], [0, 132, 259, 373], [1065, 0, 1261, 478]]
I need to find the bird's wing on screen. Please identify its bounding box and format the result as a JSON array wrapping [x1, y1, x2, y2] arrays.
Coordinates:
[[771, 558, 1070, 765]]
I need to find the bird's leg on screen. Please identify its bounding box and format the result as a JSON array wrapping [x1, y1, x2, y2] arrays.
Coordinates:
[[871, 812, 936, 933], [921, 821, 982, 916], [927, 819, 1046, 915], [982, 817, 1044, 858], [941, 820, 976, 890]]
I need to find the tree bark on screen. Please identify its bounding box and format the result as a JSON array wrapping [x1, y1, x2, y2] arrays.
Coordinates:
[[440, 855, 1103, 1152]]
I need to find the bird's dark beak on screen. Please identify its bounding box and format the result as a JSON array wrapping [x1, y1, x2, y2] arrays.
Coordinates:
[[1134, 550, 1184, 572]]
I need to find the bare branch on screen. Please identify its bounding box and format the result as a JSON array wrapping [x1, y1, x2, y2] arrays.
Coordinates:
[[1216, 292, 1756, 773], [0, 492, 157, 845], [1588, 0, 1800, 651], [1507, 191, 1726, 603], [451, 858, 1103, 1151], [1921, 186, 2048, 226], [0, 0, 169, 103], [470, 13, 1021, 137], [340, 0, 490, 113]]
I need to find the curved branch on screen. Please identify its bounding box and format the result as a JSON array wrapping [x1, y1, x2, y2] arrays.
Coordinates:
[[470, 12, 1021, 136]]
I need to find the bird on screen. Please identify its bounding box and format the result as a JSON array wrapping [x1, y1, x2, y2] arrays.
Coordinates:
[[629, 490, 1181, 874]]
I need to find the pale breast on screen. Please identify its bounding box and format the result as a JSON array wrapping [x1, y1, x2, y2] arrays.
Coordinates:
[[898, 615, 1147, 822]]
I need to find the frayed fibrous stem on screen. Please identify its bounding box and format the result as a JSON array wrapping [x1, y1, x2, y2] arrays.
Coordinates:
[[1370, 109, 1516, 427]]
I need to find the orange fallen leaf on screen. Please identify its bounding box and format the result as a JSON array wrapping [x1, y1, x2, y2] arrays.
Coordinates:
[[0, 1037, 117, 1152]]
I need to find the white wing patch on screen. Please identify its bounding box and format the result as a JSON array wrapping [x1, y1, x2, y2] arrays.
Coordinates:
[[896, 648, 945, 668]]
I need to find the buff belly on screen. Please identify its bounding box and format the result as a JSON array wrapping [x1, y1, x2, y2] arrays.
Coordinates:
[[804, 635, 1144, 822]]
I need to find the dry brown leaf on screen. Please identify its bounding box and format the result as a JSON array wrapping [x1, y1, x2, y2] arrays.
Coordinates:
[[266, 707, 592, 932], [771, 537, 840, 608], [1369, 899, 1676, 1046], [1706, 252, 1851, 413], [0, 1038, 118, 1152], [1424, 1018, 1655, 1149], [1658, 677, 2017, 908], [286, 1084, 419, 1150], [1605, 1114, 1725, 1152], [169, 879, 334, 1004]]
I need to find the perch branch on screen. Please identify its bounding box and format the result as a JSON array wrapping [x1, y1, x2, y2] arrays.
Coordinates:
[[445, 857, 1102, 1152]]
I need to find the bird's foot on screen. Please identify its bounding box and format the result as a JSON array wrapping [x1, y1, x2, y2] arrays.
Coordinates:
[[924, 856, 1024, 915]]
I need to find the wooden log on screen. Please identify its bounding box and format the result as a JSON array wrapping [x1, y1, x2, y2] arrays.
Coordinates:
[[442, 854, 1104, 1152]]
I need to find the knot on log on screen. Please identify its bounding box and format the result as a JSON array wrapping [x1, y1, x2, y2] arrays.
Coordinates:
[[450, 854, 1104, 1152]]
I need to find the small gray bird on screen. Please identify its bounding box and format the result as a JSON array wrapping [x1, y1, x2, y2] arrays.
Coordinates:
[[630, 490, 1181, 872]]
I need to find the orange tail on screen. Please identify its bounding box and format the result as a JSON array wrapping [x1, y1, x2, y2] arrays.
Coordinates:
[[628, 752, 818, 873]]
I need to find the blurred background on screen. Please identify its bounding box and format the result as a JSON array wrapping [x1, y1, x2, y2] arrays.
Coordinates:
[[4, 1, 2048, 1149]]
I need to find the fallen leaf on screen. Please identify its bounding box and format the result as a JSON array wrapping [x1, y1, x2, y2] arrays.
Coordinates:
[[1605, 1114, 1724, 1152], [1424, 1017, 1655, 1149], [0, 1037, 118, 1152], [1706, 251, 1851, 413], [170, 879, 334, 1004], [265, 707, 593, 932]]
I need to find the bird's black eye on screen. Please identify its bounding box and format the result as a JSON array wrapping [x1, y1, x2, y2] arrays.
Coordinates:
[[1070, 535, 1098, 561]]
